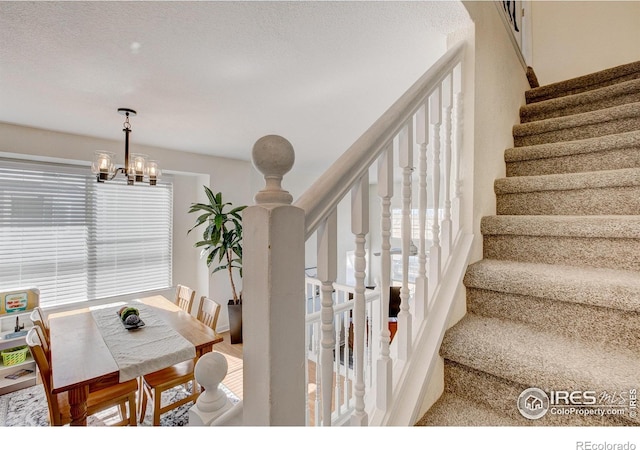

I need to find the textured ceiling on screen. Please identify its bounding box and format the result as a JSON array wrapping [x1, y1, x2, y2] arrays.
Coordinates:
[[0, 1, 470, 172]]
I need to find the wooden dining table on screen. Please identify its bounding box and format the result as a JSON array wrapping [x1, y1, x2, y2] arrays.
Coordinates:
[[48, 295, 223, 426]]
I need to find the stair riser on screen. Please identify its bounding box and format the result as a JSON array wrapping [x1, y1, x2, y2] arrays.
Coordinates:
[[467, 288, 640, 353], [506, 148, 640, 177], [514, 116, 640, 147], [496, 186, 640, 215], [483, 235, 640, 272], [521, 91, 640, 123], [443, 361, 637, 426]]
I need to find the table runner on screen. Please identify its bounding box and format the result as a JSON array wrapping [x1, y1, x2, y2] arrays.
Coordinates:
[[90, 302, 196, 382]]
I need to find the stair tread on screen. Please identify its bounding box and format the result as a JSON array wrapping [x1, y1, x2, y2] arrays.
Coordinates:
[[481, 214, 640, 238], [465, 260, 640, 312], [441, 314, 638, 391], [439, 61, 640, 429], [431, 361, 638, 426], [513, 102, 640, 140], [526, 60, 640, 104], [416, 391, 521, 426], [494, 167, 640, 194], [521, 78, 640, 123], [505, 130, 640, 164]]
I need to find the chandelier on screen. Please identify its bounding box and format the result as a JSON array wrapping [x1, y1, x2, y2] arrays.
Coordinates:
[[91, 108, 161, 185]]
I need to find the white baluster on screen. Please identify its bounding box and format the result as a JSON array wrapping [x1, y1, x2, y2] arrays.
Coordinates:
[[429, 88, 442, 297], [413, 105, 429, 322], [376, 144, 393, 410], [441, 74, 453, 263], [350, 173, 369, 426], [313, 321, 321, 426], [366, 300, 373, 387], [342, 308, 351, 412], [317, 212, 337, 426], [305, 320, 311, 426], [243, 135, 305, 426], [397, 123, 413, 361], [338, 288, 350, 415], [452, 63, 464, 243], [334, 308, 343, 416]]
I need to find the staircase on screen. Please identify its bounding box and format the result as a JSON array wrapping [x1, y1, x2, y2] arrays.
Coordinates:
[[416, 61, 640, 426]]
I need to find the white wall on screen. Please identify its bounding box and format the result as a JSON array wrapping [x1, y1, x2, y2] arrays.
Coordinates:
[[530, 1, 640, 85], [417, 0, 530, 421], [463, 1, 530, 266], [172, 172, 209, 314], [0, 122, 253, 331]]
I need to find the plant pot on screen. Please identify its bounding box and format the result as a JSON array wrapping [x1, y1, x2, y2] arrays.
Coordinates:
[[227, 300, 243, 344]]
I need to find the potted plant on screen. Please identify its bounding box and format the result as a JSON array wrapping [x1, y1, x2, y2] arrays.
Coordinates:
[[188, 186, 246, 343]]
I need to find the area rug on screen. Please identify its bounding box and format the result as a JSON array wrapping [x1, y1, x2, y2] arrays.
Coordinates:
[[0, 382, 239, 427]]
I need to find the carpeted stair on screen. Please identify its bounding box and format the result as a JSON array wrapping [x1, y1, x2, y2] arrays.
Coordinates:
[[417, 61, 640, 426]]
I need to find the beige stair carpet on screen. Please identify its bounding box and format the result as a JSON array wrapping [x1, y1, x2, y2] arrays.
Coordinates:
[[416, 60, 640, 427]]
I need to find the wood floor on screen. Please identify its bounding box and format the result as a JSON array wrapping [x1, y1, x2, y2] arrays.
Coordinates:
[[213, 330, 244, 400], [213, 331, 352, 426]]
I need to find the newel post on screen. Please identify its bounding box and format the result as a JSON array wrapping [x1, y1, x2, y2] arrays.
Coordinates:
[[188, 352, 233, 426], [242, 135, 306, 426]]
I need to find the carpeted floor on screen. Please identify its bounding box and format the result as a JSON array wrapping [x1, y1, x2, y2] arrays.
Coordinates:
[[0, 382, 239, 427]]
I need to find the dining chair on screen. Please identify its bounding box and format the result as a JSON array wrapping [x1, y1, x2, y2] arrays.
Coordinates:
[[26, 327, 138, 426], [174, 284, 196, 314], [32, 323, 51, 361], [137, 295, 224, 425], [137, 358, 198, 426], [30, 306, 50, 344], [196, 296, 223, 341]]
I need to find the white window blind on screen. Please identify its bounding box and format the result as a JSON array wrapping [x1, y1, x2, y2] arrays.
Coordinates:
[[0, 160, 172, 307], [391, 208, 445, 241]]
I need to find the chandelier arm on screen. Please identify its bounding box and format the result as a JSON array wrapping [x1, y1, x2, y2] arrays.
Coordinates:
[[106, 167, 127, 181]]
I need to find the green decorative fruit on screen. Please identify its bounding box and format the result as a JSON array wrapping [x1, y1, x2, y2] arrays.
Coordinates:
[[120, 307, 139, 322]]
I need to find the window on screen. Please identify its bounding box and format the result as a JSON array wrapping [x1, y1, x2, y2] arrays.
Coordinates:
[[391, 208, 444, 241], [390, 208, 444, 284], [0, 160, 173, 307]]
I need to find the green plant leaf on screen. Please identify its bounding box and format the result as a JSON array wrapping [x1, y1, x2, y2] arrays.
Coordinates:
[[211, 265, 227, 274], [214, 214, 224, 230], [188, 203, 215, 213], [204, 186, 216, 204], [188, 186, 247, 301]]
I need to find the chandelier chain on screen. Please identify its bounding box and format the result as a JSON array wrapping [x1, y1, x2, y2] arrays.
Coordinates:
[[123, 113, 132, 131]]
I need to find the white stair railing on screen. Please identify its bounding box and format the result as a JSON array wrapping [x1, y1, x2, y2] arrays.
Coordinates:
[[305, 279, 380, 425], [203, 41, 471, 426]]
